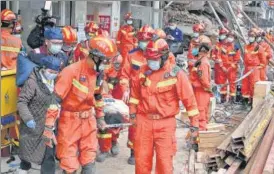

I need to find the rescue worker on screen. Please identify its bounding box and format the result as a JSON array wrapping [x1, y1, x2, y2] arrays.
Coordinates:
[[212, 28, 230, 103], [242, 28, 266, 107], [54, 36, 118, 174], [129, 38, 199, 174], [61, 26, 78, 64], [164, 18, 183, 57], [187, 23, 205, 72], [74, 21, 99, 62], [116, 12, 138, 66], [17, 56, 62, 174], [119, 24, 155, 165], [98, 28, 110, 37], [28, 27, 69, 70], [256, 29, 273, 81], [190, 43, 212, 130], [1, 9, 22, 70]]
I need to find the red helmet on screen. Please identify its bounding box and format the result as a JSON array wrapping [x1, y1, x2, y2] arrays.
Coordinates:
[[62, 26, 78, 44], [89, 36, 118, 59], [1, 9, 16, 22], [98, 28, 109, 37], [145, 39, 169, 60], [137, 24, 154, 41], [192, 24, 205, 32], [124, 12, 133, 20], [219, 28, 229, 35], [154, 28, 166, 39], [84, 21, 99, 33]]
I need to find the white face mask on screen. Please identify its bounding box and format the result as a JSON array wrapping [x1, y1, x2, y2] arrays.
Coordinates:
[[14, 34, 21, 38], [256, 37, 262, 42], [169, 25, 176, 30], [44, 71, 58, 80], [127, 20, 133, 25], [219, 35, 227, 41], [147, 60, 160, 71], [249, 37, 255, 43], [227, 37, 234, 43], [49, 43, 63, 55], [192, 32, 199, 38], [139, 41, 148, 50]]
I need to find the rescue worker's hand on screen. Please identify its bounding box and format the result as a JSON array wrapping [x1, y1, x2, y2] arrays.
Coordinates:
[[167, 35, 175, 40], [215, 59, 221, 64], [122, 90, 130, 103], [231, 64, 236, 69], [97, 117, 107, 131], [221, 66, 228, 73], [192, 67, 198, 72], [129, 114, 136, 125], [258, 64, 264, 69], [26, 119, 36, 129]]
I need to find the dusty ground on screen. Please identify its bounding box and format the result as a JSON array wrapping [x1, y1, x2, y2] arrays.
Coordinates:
[[1, 127, 189, 174]]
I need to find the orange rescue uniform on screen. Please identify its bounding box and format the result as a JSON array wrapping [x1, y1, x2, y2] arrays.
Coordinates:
[[129, 59, 199, 174], [212, 42, 226, 85], [258, 41, 273, 80], [116, 25, 137, 66], [1, 30, 22, 69], [242, 43, 266, 99], [190, 56, 211, 130], [54, 59, 104, 173]]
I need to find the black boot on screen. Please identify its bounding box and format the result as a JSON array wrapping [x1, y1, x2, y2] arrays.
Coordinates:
[[220, 94, 227, 103], [81, 162, 96, 174], [242, 98, 249, 109], [229, 96, 235, 104], [127, 149, 135, 165]]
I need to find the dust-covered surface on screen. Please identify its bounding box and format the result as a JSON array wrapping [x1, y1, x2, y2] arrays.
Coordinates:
[[1, 127, 189, 174]]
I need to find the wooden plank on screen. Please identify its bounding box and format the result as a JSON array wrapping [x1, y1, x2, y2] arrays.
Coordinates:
[[188, 149, 195, 174]]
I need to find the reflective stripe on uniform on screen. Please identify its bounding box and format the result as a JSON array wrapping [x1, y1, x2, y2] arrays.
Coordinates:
[[230, 93, 236, 97], [95, 101, 104, 108], [127, 140, 133, 146], [1, 46, 20, 53], [108, 83, 114, 90], [72, 79, 89, 94], [79, 47, 89, 55], [242, 95, 250, 98], [121, 30, 127, 34], [156, 78, 177, 88], [139, 73, 145, 79], [116, 41, 121, 44], [131, 59, 143, 67], [97, 133, 112, 139], [49, 104, 59, 110], [187, 109, 199, 117], [129, 97, 139, 105], [144, 78, 151, 87], [251, 51, 258, 54], [120, 78, 129, 85]]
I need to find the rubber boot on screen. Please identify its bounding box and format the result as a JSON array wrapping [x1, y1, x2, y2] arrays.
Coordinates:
[[127, 149, 135, 165], [96, 152, 108, 162], [111, 141, 120, 156], [229, 96, 235, 104], [81, 162, 96, 174], [220, 94, 227, 104], [242, 98, 249, 109]]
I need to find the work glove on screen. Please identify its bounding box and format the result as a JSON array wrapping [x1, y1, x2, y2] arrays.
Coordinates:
[[122, 89, 130, 104], [97, 117, 107, 131], [26, 119, 36, 129], [221, 66, 228, 73]]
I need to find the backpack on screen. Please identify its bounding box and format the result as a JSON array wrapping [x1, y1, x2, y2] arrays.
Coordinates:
[[27, 25, 45, 49], [16, 52, 38, 87]]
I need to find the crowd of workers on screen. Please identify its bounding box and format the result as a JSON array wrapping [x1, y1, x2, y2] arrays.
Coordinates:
[[1, 8, 273, 174]]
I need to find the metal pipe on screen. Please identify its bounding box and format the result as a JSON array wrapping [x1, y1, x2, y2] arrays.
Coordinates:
[[163, 1, 173, 9], [249, 115, 274, 174], [226, 1, 247, 43], [208, 2, 225, 28]]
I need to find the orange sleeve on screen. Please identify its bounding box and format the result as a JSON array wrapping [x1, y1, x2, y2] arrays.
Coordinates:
[[54, 67, 74, 101], [116, 29, 122, 50], [176, 71, 199, 117], [74, 43, 82, 62], [266, 44, 273, 60], [128, 73, 142, 115], [119, 54, 131, 92], [198, 62, 211, 90], [233, 49, 241, 63], [258, 46, 267, 67]]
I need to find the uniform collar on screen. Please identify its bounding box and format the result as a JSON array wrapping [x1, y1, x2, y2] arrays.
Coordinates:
[[82, 59, 96, 75]]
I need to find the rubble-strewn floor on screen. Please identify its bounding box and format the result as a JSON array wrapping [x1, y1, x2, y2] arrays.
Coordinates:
[[1, 127, 189, 174]]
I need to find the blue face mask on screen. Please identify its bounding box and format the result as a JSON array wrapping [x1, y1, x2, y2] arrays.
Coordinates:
[[147, 60, 160, 71], [219, 35, 227, 41], [139, 41, 148, 50], [192, 32, 199, 38], [44, 71, 58, 80], [192, 48, 199, 56]]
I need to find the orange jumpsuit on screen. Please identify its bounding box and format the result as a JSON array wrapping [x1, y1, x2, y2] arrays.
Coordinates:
[[104, 65, 123, 99], [1, 30, 22, 69], [259, 41, 273, 80], [116, 25, 137, 66], [187, 39, 198, 72], [54, 59, 104, 173], [129, 59, 199, 174], [190, 56, 211, 130], [217, 43, 241, 96], [212, 42, 226, 85], [242, 43, 266, 99], [74, 40, 89, 62], [119, 48, 147, 149]]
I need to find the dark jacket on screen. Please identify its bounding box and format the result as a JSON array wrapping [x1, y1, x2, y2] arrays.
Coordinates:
[[17, 68, 54, 164], [164, 27, 183, 42]]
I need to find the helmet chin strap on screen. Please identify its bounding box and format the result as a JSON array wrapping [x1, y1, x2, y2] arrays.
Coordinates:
[[91, 55, 102, 72], [160, 53, 169, 68]]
